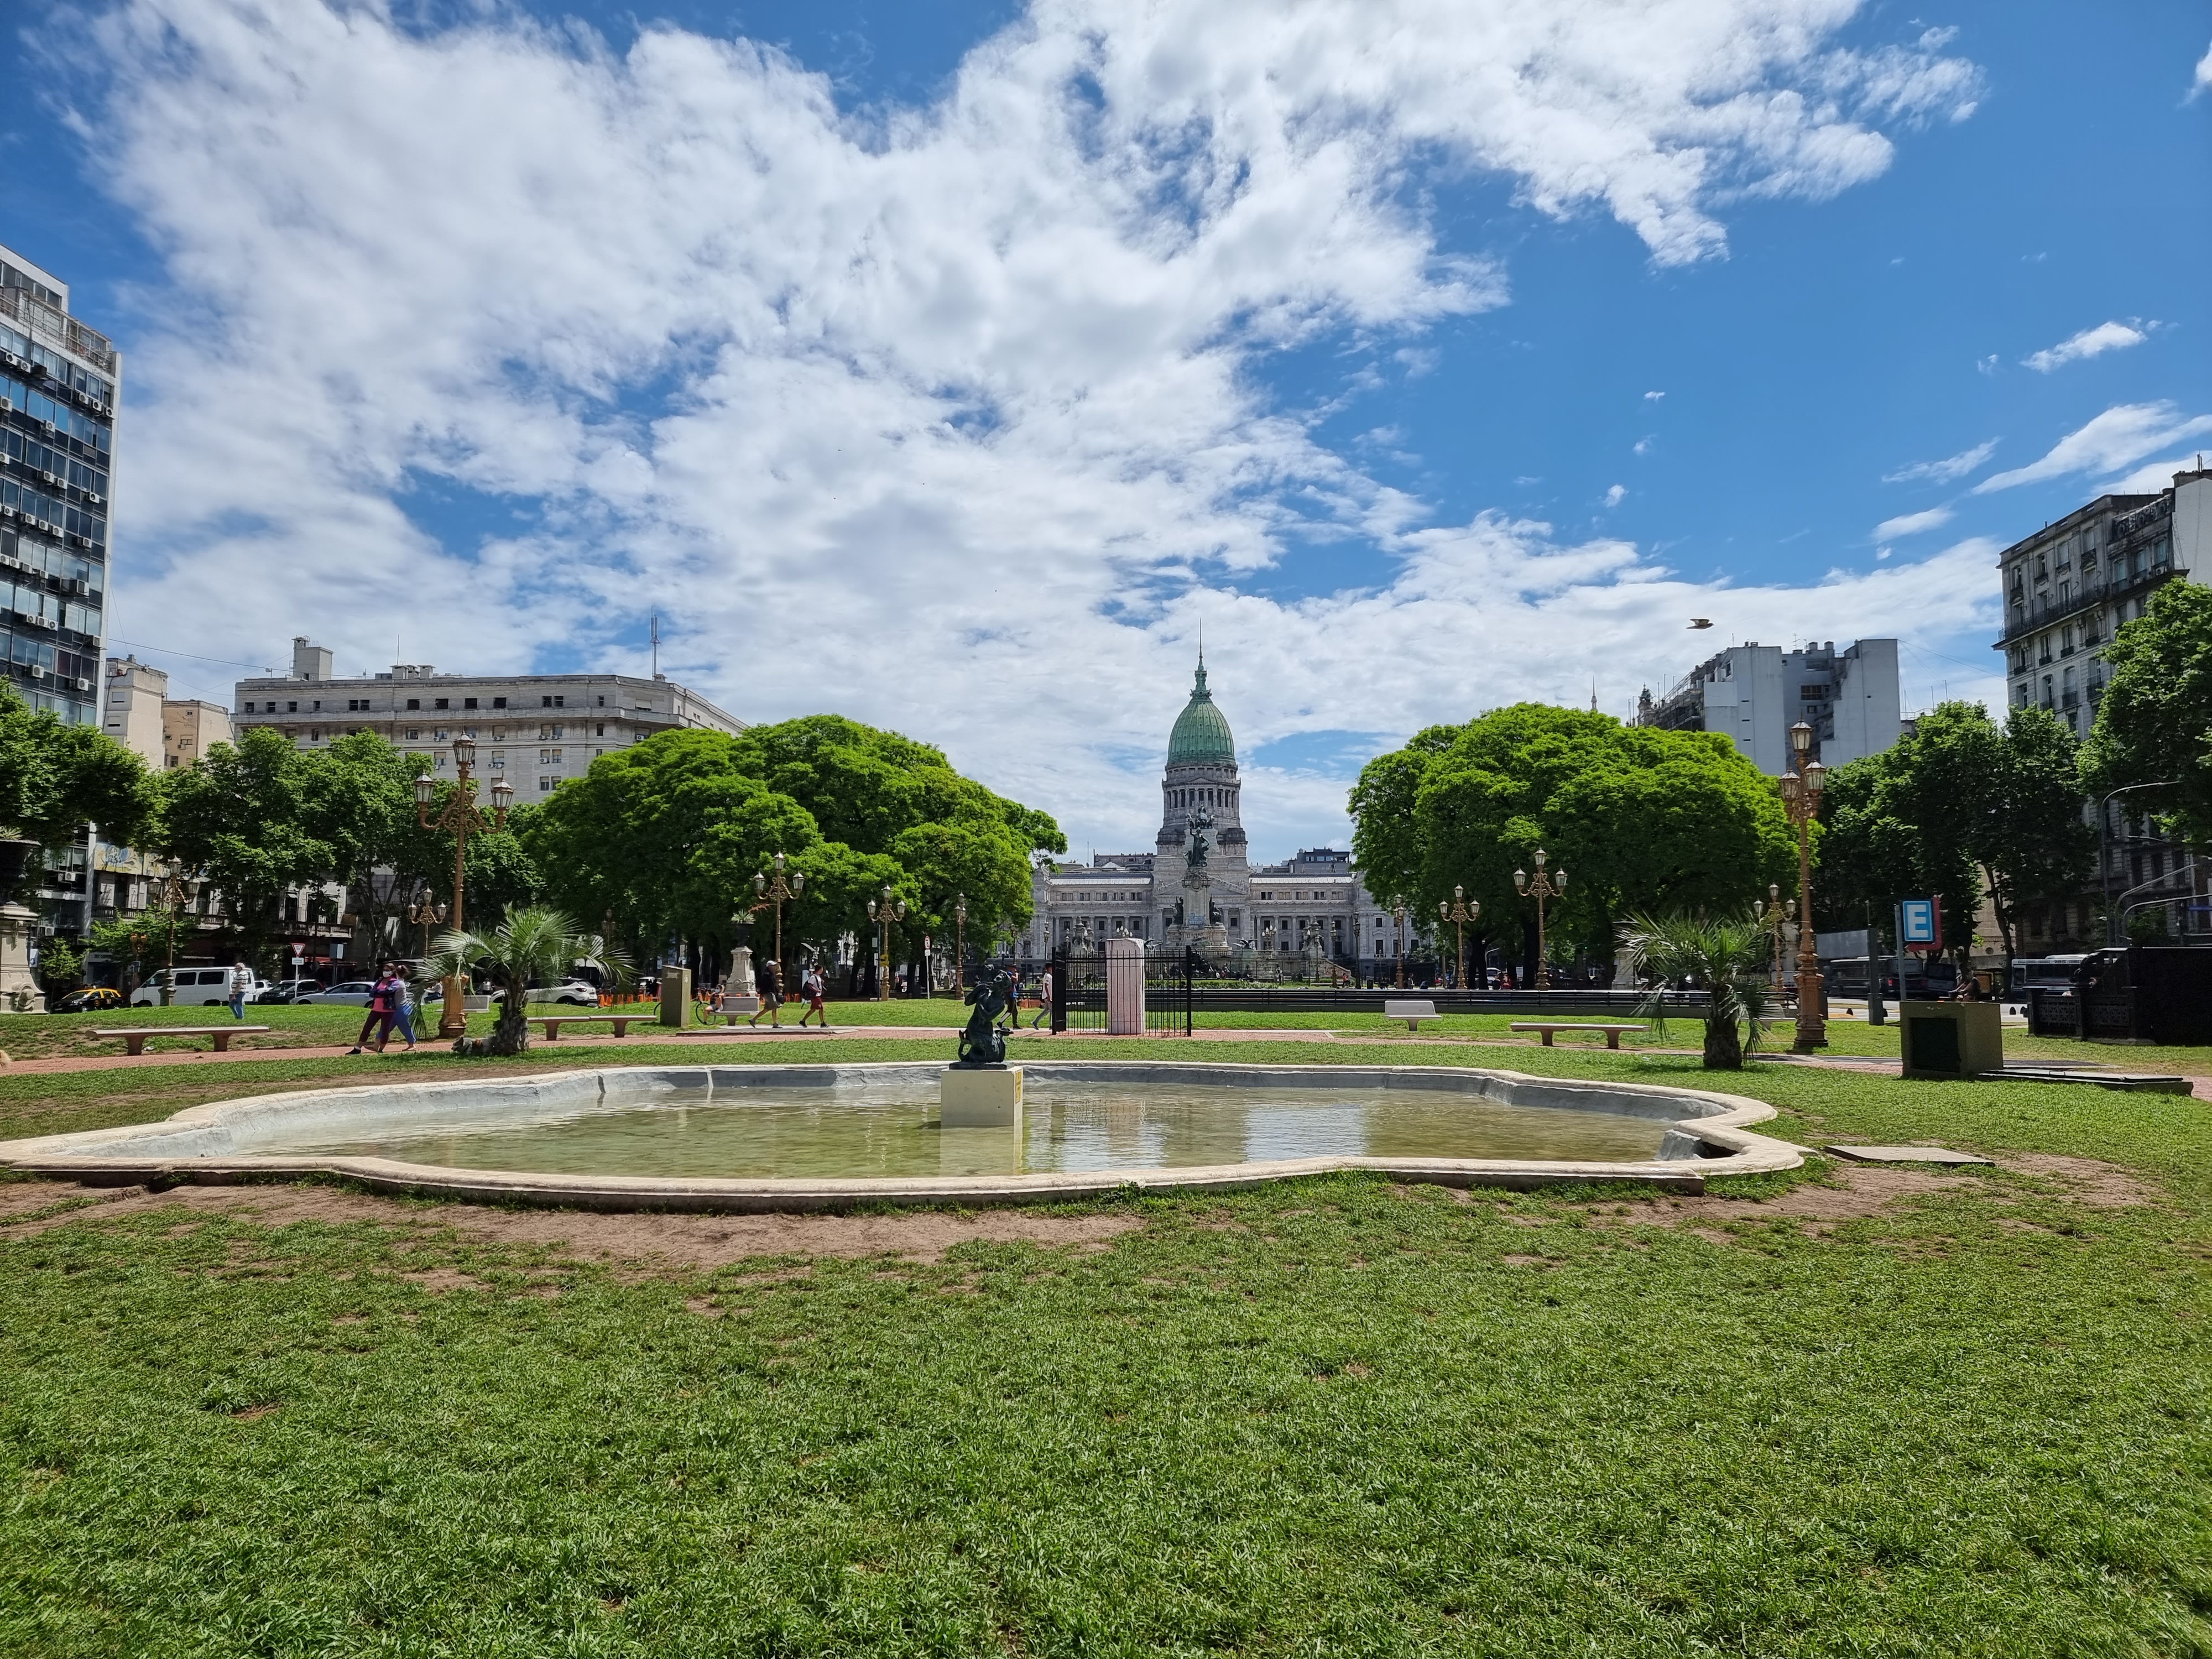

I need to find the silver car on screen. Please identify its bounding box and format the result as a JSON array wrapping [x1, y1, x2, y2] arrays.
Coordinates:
[[294, 979, 380, 1006]]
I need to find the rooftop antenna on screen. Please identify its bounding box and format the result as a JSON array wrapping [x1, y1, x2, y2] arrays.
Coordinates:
[[650, 612, 660, 679]]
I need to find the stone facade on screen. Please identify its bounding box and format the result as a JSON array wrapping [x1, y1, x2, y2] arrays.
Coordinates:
[[1016, 661, 1410, 972]]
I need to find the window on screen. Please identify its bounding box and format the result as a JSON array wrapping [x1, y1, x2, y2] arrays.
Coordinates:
[[433, 728, 448, 742], [406, 728, 420, 740], [434, 697, 448, 710], [489, 756, 505, 769], [463, 697, 477, 709], [541, 695, 554, 707], [540, 748, 562, 763], [539, 776, 557, 792], [492, 696, 507, 708], [286, 700, 298, 713], [406, 698, 420, 711], [308, 729, 321, 742], [596, 695, 605, 707], [594, 723, 604, 737]]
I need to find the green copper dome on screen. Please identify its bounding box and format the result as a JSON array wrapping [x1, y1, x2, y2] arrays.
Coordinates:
[[1167, 662, 1237, 768]]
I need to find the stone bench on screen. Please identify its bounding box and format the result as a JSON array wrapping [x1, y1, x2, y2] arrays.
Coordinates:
[[93, 1025, 271, 1056], [1509, 1021, 1647, 1050], [534, 1015, 647, 1040], [1383, 999, 1441, 1031]]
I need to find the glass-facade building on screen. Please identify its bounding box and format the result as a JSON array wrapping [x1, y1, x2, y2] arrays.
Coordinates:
[[0, 244, 114, 729]]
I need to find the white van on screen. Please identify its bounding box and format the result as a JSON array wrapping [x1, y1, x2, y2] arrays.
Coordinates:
[[130, 967, 266, 1007]]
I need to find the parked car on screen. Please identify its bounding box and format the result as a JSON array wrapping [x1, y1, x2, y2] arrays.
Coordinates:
[[535, 977, 602, 1006], [54, 986, 124, 1013], [294, 980, 380, 1006], [257, 978, 324, 1004], [130, 967, 268, 1008]]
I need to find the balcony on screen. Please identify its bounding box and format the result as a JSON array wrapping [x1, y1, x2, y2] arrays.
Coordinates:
[[2000, 561, 2178, 644]]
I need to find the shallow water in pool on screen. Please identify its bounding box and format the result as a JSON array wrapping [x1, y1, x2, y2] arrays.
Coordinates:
[[292, 1075, 1670, 1178]]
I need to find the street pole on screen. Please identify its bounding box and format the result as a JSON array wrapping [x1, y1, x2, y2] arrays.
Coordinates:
[[1778, 722, 1828, 1052], [414, 739, 513, 1039], [1439, 885, 1478, 990], [1390, 899, 1408, 989], [867, 885, 906, 1002], [751, 853, 805, 987], [1512, 849, 1567, 990]]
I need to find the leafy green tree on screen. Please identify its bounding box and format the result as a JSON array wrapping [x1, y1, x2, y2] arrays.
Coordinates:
[[1352, 705, 1795, 979], [0, 686, 157, 898], [1819, 702, 2090, 977], [157, 728, 333, 968], [2081, 578, 2212, 848], [1617, 911, 1771, 1070], [36, 933, 81, 993]]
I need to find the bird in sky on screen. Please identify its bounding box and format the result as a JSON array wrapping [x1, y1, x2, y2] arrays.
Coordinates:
[[1689, 618, 1713, 629]]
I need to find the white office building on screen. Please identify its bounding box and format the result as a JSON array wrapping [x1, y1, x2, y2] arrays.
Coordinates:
[[1636, 638, 1903, 773]]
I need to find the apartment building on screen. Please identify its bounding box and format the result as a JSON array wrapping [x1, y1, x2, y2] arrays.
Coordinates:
[[1636, 638, 1903, 773], [231, 637, 745, 793], [1995, 462, 2211, 947]]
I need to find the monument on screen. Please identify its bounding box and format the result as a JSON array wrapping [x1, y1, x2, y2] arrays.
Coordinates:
[[1169, 805, 1230, 957], [0, 840, 44, 1014], [941, 962, 1022, 1128], [725, 944, 759, 1015]]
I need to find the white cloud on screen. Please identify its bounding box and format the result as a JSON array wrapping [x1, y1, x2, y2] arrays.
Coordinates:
[[1632, 436, 1653, 455], [1883, 439, 1997, 484], [2022, 320, 2148, 373], [55, 0, 1984, 853], [1873, 507, 1953, 539], [1974, 404, 2212, 494], [1604, 484, 1627, 507], [2104, 453, 2210, 494], [2193, 39, 2212, 98], [1644, 389, 1665, 401]]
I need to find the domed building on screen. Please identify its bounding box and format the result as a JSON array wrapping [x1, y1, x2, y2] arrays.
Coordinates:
[[1020, 658, 1400, 972]]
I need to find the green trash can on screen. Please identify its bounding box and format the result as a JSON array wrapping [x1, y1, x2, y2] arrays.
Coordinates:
[[1899, 1000, 2002, 1079]]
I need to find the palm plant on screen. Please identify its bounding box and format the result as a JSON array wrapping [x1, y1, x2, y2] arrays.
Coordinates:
[[1616, 911, 1772, 1070], [421, 905, 632, 1056]]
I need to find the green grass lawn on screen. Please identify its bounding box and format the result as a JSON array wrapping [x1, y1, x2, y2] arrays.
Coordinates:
[[2, 1041, 2208, 1655]]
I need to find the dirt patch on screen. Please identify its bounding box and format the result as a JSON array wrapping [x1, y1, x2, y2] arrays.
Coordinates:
[[1499, 1253, 1554, 1269], [399, 1268, 490, 1293], [2000, 1154, 2157, 1209], [1588, 1164, 1990, 1232], [0, 1178, 1144, 1265]]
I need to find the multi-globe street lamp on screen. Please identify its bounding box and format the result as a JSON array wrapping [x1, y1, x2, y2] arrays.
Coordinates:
[[407, 894, 447, 960], [866, 884, 906, 1002], [1389, 897, 1410, 989], [1777, 721, 1828, 1051], [953, 893, 968, 991], [413, 739, 513, 1038], [1438, 885, 1479, 990], [751, 853, 805, 986], [1512, 848, 1568, 990]]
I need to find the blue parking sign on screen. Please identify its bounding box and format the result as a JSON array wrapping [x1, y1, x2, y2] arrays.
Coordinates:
[[1899, 898, 1938, 947]]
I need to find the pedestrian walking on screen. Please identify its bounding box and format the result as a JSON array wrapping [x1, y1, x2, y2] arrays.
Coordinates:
[[1029, 967, 1052, 1028], [748, 956, 784, 1028], [227, 959, 253, 1021], [348, 964, 400, 1054], [392, 970, 420, 1051], [796, 963, 831, 1029]]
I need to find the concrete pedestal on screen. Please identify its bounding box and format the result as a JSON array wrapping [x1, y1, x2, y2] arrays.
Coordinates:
[[941, 1065, 1023, 1128], [1106, 936, 1146, 1035], [0, 904, 45, 1013], [1900, 1000, 2004, 1078]]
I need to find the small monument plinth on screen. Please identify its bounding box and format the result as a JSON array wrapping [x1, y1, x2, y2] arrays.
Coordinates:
[[941, 962, 1024, 1129]]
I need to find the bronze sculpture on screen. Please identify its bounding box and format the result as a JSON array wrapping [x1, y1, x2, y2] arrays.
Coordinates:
[[954, 962, 1018, 1067]]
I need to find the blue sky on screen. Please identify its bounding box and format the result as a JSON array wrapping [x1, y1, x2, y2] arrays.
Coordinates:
[[4, 0, 2209, 858]]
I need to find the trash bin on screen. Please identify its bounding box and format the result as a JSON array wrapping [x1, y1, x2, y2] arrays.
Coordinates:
[[1899, 1000, 2003, 1079]]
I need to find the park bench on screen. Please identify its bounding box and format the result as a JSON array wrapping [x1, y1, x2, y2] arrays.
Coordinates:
[[533, 1014, 648, 1040], [94, 1025, 270, 1056], [1383, 999, 1441, 1032], [1509, 1021, 1647, 1050]]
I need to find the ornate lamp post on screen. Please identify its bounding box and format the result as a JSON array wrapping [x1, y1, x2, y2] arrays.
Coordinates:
[[1438, 885, 1479, 990], [1752, 883, 1795, 986], [1512, 848, 1567, 989], [1390, 898, 1410, 989], [413, 738, 513, 1039], [866, 884, 906, 1002], [1778, 721, 1827, 1051], [750, 852, 805, 985], [157, 863, 190, 1006], [953, 893, 968, 990], [407, 894, 447, 959]]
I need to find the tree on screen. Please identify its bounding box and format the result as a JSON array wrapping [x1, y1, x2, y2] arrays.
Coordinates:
[[2080, 578, 2212, 848], [1617, 911, 1772, 1070], [422, 906, 630, 1056], [157, 728, 333, 968], [1351, 705, 1796, 980], [0, 685, 157, 899], [1819, 702, 2091, 978]]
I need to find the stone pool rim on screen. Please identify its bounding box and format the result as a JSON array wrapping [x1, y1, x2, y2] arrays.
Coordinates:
[[0, 1059, 1804, 1210]]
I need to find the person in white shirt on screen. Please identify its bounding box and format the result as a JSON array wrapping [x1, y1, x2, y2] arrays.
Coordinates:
[[227, 960, 253, 1021]]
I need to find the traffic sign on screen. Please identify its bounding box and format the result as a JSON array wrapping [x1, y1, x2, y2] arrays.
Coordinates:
[[1899, 897, 1942, 954]]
